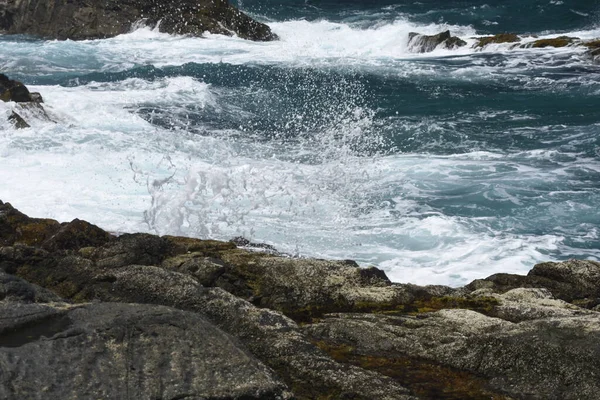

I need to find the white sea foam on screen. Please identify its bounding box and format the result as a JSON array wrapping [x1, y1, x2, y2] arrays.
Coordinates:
[[1, 15, 599, 286]]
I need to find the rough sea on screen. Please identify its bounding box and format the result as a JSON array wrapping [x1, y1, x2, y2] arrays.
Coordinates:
[[1, 0, 599, 286]]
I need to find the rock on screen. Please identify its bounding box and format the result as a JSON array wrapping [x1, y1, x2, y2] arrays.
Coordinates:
[[523, 36, 579, 48], [0, 300, 292, 399], [0, 270, 64, 303], [0, 74, 47, 127], [42, 218, 113, 252], [475, 33, 520, 48], [3, 200, 600, 399], [305, 308, 600, 400], [583, 40, 600, 64], [7, 111, 29, 129], [466, 259, 600, 308], [0, 201, 110, 251], [0, 74, 41, 103], [0, 201, 62, 247], [408, 30, 467, 53], [0, 0, 277, 41]]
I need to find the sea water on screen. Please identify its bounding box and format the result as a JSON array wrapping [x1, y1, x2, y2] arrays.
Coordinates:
[[1, 0, 599, 285]]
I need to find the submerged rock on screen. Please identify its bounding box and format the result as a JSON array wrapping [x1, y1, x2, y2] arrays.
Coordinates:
[[0, 0, 277, 41], [475, 33, 520, 48], [522, 36, 579, 48], [408, 30, 467, 53]]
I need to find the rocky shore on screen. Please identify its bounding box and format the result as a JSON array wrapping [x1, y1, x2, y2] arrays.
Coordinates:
[[1, 199, 599, 399], [0, 0, 276, 41]]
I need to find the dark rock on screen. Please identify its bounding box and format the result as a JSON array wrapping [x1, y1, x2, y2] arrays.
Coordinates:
[[42, 218, 113, 252], [0, 200, 62, 247], [0, 0, 277, 41], [7, 111, 29, 128], [475, 33, 520, 48], [0, 270, 64, 303], [29, 92, 43, 103], [0, 301, 292, 399], [87, 233, 170, 268], [408, 30, 467, 53], [0, 74, 36, 103]]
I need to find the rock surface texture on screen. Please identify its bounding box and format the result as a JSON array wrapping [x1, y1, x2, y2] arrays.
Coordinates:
[[0, 0, 277, 41], [1, 199, 599, 399]]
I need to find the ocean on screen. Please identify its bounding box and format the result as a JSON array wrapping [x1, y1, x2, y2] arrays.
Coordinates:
[[1, 0, 599, 286]]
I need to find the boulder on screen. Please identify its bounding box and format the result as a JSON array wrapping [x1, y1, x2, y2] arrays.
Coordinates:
[[0, 0, 277, 41], [408, 30, 466, 53], [0, 74, 43, 103], [0, 300, 292, 399]]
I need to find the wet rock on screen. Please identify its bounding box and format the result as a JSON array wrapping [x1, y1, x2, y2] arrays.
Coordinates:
[[523, 36, 579, 48], [0, 74, 41, 103], [475, 33, 520, 48], [0, 300, 291, 399], [583, 40, 600, 64], [0, 0, 277, 41], [7, 111, 29, 129], [408, 30, 466, 53]]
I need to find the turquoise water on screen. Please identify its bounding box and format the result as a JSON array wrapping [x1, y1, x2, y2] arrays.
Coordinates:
[[1, 1, 599, 285]]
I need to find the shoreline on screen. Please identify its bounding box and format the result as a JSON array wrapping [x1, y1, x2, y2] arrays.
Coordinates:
[[2, 198, 600, 399]]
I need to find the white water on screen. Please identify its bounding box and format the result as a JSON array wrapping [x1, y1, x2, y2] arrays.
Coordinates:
[[1, 17, 599, 286]]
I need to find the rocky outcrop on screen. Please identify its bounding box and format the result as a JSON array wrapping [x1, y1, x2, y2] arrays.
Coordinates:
[[0, 0, 277, 41], [1, 74, 47, 129], [408, 30, 466, 53], [1, 199, 600, 399], [0, 74, 42, 104]]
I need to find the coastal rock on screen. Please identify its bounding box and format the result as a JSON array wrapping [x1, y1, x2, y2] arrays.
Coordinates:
[[0, 300, 292, 399], [466, 259, 600, 308], [0, 74, 43, 103], [408, 30, 466, 53], [0, 0, 277, 41], [7, 111, 29, 128], [522, 36, 579, 48], [584, 40, 600, 64], [475, 33, 520, 48], [2, 200, 600, 399], [305, 308, 600, 400]]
